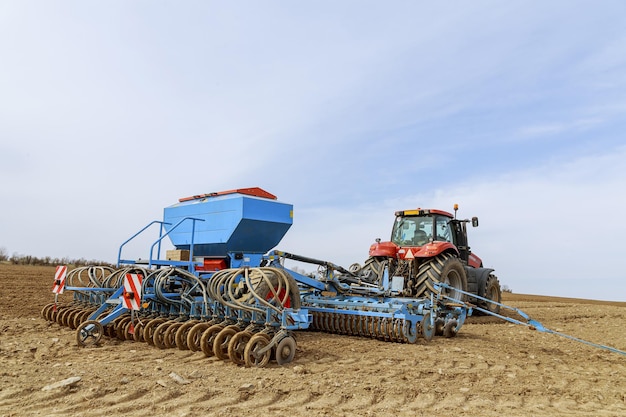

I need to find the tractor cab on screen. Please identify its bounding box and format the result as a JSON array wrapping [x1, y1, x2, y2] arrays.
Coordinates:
[[391, 209, 454, 247], [390, 207, 480, 266]]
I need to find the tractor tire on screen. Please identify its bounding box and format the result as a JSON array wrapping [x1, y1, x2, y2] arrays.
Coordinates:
[[480, 274, 501, 314], [414, 253, 467, 300], [359, 257, 387, 285]]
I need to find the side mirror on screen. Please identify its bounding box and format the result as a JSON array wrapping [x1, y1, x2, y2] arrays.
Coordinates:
[[471, 217, 479, 227]]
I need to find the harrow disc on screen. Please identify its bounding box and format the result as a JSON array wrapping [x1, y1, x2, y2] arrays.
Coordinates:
[[124, 319, 138, 341], [443, 319, 459, 338], [56, 306, 72, 326], [67, 308, 84, 330], [74, 309, 94, 330], [421, 313, 434, 341], [132, 320, 146, 342], [60, 308, 76, 327], [435, 318, 445, 336], [402, 319, 418, 344]]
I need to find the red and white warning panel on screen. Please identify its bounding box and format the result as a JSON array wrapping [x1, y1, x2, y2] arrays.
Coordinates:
[[122, 273, 143, 310], [52, 265, 67, 294]]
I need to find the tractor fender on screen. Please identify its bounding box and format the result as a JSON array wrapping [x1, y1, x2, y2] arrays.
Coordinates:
[[465, 267, 495, 298], [369, 241, 398, 258], [411, 241, 459, 259]]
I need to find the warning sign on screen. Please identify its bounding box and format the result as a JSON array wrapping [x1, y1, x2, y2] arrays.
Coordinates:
[[52, 265, 67, 294], [122, 273, 143, 310]]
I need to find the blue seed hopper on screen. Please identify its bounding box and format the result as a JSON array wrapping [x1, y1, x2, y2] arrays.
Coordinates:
[[119, 187, 293, 271]]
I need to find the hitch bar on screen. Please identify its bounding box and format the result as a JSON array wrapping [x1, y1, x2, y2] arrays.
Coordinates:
[[435, 283, 626, 357]]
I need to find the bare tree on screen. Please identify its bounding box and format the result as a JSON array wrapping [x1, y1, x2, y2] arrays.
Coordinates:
[[0, 247, 8, 262]]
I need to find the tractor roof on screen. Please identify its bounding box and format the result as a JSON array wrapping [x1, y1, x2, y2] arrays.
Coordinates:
[[395, 208, 454, 218]]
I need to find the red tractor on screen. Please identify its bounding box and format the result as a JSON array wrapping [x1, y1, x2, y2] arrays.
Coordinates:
[[361, 205, 501, 313]]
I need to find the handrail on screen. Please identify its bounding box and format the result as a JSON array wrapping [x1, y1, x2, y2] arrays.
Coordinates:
[[148, 217, 205, 273], [117, 221, 171, 267]]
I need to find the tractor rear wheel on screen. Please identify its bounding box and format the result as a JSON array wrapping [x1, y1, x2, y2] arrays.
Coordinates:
[[414, 253, 467, 300], [359, 257, 387, 285], [481, 274, 502, 314]]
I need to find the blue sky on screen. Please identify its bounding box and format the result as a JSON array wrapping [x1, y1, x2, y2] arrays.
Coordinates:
[[1, 1, 625, 300]]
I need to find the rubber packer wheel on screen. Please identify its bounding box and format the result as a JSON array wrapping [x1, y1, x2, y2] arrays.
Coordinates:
[[228, 331, 253, 366], [200, 324, 224, 357], [76, 320, 104, 347], [143, 318, 166, 345], [244, 333, 272, 368], [41, 303, 54, 320], [186, 322, 210, 352], [153, 321, 174, 349], [213, 326, 239, 360], [163, 322, 183, 348], [175, 320, 199, 350]]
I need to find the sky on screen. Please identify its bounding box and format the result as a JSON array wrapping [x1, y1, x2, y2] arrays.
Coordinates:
[[1, 1, 625, 301]]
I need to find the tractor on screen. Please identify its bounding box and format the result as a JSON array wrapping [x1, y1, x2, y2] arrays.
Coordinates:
[[357, 204, 501, 313]]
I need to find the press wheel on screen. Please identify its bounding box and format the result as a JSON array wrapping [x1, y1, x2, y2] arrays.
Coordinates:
[[76, 320, 104, 347], [213, 325, 239, 360], [143, 318, 166, 345], [153, 321, 174, 349], [175, 320, 199, 350], [41, 303, 54, 320], [244, 333, 272, 368], [275, 336, 296, 366], [116, 316, 133, 340], [228, 331, 252, 366], [186, 322, 210, 352], [200, 324, 224, 357], [163, 322, 183, 348]]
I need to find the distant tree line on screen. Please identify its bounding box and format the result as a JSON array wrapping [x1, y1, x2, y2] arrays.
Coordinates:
[[0, 247, 112, 267]]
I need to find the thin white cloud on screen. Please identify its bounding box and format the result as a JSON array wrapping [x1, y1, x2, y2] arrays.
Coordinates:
[[516, 117, 605, 139]]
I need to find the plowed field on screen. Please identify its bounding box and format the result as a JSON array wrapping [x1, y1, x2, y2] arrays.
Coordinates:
[[1, 264, 625, 416]]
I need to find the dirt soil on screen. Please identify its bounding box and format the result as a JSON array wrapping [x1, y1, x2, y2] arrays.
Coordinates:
[[1, 264, 625, 416]]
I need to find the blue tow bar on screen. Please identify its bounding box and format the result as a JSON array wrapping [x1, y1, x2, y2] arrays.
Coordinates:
[[436, 283, 626, 357]]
